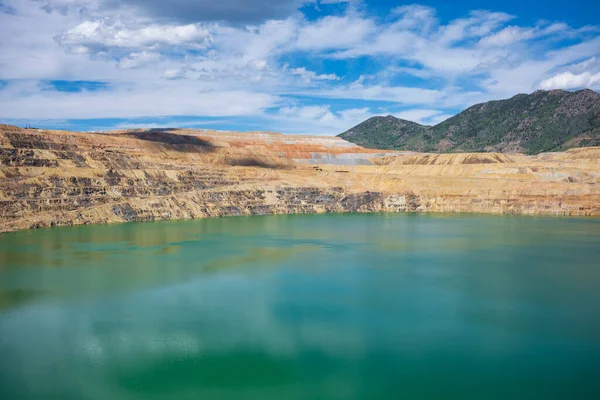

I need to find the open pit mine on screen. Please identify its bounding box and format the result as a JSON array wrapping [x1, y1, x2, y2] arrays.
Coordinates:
[[1, 124, 599, 232]]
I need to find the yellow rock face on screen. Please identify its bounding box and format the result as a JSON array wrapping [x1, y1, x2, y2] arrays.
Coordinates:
[[1, 124, 599, 233]]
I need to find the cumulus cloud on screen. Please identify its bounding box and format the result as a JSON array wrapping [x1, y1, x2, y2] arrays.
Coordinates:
[[56, 20, 212, 54], [535, 56, 600, 93], [540, 71, 600, 89]]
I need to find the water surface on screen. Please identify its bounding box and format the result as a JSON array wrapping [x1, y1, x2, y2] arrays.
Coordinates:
[[1, 214, 600, 399]]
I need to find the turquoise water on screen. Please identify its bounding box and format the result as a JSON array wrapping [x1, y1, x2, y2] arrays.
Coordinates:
[[1, 213, 600, 399]]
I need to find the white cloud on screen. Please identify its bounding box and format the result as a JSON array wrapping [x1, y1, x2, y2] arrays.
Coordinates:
[[437, 10, 513, 44], [117, 51, 161, 69], [161, 68, 187, 80], [272, 105, 374, 134], [286, 66, 340, 83], [482, 37, 600, 97], [217, 19, 297, 62], [478, 26, 537, 47], [0, 80, 279, 119], [306, 79, 445, 104], [279, 105, 332, 119], [109, 118, 231, 130], [478, 23, 568, 47], [570, 56, 599, 72], [329, 9, 517, 76], [535, 56, 600, 91], [56, 20, 212, 54], [540, 71, 600, 89], [391, 5, 436, 32], [296, 15, 374, 51]]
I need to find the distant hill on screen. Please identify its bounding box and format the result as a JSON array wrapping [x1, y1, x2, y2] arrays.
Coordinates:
[[338, 89, 600, 154], [337, 115, 428, 150]]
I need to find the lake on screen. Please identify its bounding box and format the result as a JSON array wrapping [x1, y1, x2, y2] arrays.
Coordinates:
[[1, 213, 600, 399]]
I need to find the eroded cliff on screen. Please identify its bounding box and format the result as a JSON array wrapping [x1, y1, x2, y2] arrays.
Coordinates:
[[1, 124, 599, 232]]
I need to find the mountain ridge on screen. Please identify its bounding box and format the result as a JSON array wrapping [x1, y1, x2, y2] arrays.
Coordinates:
[[338, 89, 600, 154]]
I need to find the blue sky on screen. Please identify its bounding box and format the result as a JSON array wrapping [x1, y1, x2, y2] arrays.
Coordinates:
[[0, 0, 599, 134]]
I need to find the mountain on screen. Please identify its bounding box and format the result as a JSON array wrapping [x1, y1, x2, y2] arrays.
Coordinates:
[[338, 89, 600, 154], [336, 115, 428, 150]]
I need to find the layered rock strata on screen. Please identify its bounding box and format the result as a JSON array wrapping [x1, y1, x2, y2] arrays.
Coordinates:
[[1, 125, 599, 232]]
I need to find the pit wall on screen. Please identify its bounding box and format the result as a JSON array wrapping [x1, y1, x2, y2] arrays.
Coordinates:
[[1, 125, 599, 233]]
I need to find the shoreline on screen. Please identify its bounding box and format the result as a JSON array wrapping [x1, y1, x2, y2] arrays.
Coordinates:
[[3, 192, 599, 234]]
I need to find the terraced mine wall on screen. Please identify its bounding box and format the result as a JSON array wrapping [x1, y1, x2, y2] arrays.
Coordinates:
[[1, 125, 599, 232]]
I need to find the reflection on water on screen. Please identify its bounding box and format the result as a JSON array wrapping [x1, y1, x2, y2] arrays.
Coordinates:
[[1, 214, 600, 399]]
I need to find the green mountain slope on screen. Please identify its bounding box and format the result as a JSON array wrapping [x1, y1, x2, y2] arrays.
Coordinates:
[[338, 89, 600, 154], [337, 115, 428, 149]]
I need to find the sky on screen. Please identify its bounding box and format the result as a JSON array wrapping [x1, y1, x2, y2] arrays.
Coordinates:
[[0, 0, 599, 134]]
